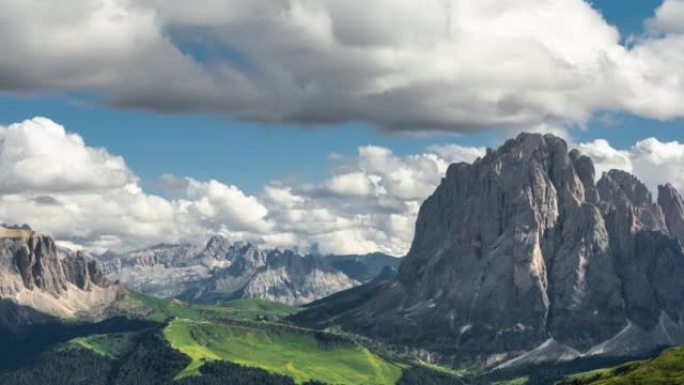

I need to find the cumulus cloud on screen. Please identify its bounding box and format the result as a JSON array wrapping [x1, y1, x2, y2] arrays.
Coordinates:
[[579, 137, 684, 193], [427, 144, 487, 164], [647, 0, 684, 34], [2, 0, 684, 132], [577, 139, 633, 177], [181, 178, 272, 234], [261, 143, 484, 254], [0, 117, 135, 193], [0, 117, 271, 252], [0, 117, 483, 255], [324, 172, 375, 197]]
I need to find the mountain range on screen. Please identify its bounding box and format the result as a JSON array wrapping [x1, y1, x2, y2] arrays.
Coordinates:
[[98, 236, 399, 305], [293, 133, 684, 368]]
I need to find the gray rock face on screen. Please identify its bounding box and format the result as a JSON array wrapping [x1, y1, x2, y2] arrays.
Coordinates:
[[239, 250, 366, 305], [61, 251, 109, 291], [0, 227, 118, 321], [101, 243, 214, 298], [292, 133, 684, 367], [658, 183, 684, 242], [101, 237, 400, 305]]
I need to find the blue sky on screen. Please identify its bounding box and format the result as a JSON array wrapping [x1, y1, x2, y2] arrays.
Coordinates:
[[0, 0, 681, 195], [591, 0, 663, 37]]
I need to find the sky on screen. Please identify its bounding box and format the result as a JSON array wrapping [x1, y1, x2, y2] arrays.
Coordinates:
[[1, 0, 684, 255]]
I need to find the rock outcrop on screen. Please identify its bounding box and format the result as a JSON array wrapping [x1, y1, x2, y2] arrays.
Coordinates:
[[0, 227, 118, 321], [240, 250, 364, 305], [658, 183, 684, 242], [292, 133, 684, 367], [101, 237, 399, 305]]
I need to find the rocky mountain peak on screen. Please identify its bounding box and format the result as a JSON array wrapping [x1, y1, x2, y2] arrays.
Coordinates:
[[293, 132, 684, 367], [1, 223, 32, 231], [204, 236, 260, 259], [204, 234, 231, 250], [0, 230, 117, 319], [398, 132, 619, 350], [598, 170, 656, 210], [598, 169, 669, 253]]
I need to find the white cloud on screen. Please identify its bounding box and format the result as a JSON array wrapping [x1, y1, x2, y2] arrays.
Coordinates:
[[579, 137, 684, 194], [324, 172, 375, 197], [631, 138, 684, 191], [0, 117, 135, 193], [2, 1, 684, 132], [357, 146, 452, 200], [646, 0, 684, 34], [182, 178, 272, 234], [263, 185, 305, 208], [0, 118, 272, 252], [0, 117, 486, 255], [427, 144, 486, 165], [250, 143, 480, 254], [577, 139, 633, 177]]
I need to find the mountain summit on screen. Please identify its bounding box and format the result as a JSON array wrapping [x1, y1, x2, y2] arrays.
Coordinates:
[[293, 133, 684, 367]]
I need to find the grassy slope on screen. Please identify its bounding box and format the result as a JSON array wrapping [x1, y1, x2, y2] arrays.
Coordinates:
[[116, 290, 403, 383], [164, 319, 404, 384], [67, 333, 134, 357], [109, 290, 470, 384], [492, 377, 529, 385], [561, 346, 684, 385], [116, 289, 299, 322], [566, 368, 614, 382], [207, 298, 300, 321]]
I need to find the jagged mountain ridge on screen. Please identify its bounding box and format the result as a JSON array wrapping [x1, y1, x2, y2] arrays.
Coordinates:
[[292, 133, 684, 368], [100, 236, 400, 305], [0, 227, 119, 324]]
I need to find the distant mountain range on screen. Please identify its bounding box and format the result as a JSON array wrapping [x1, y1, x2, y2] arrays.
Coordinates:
[[0, 225, 399, 331], [293, 133, 684, 368], [98, 236, 400, 305]]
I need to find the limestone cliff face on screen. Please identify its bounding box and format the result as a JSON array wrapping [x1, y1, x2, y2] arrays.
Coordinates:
[[658, 183, 684, 242], [292, 133, 684, 366], [0, 228, 117, 320], [397, 134, 624, 352]]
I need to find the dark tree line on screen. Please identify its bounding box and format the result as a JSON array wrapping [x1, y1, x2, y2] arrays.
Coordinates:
[[0, 316, 159, 371], [396, 367, 465, 385]]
